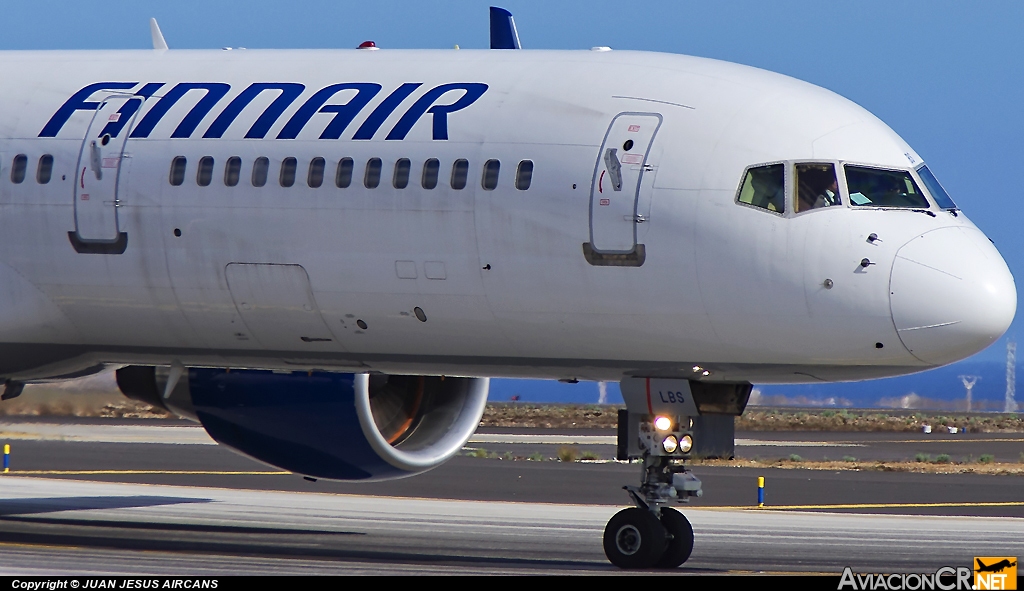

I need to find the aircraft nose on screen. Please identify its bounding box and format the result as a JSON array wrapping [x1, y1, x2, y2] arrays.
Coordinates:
[[890, 226, 1016, 365]]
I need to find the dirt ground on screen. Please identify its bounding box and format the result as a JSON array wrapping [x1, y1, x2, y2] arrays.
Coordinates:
[[2, 390, 1022, 434], [481, 404, 1024, 433]]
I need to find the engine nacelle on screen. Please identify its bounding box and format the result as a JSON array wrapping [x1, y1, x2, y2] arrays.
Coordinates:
[[115, 366, 488, 481]]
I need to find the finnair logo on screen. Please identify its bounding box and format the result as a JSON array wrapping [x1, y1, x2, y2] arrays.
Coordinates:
[[39, 81, 488, 140]]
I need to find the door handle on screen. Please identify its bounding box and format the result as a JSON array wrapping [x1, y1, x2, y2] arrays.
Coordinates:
[[604, 148, 623, 191], [89, 140, 102, 181]]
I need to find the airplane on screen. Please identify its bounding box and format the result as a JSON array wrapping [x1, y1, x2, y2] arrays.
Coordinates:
[[976, 559, 1017, 574], [0, 6, 1015, 569]]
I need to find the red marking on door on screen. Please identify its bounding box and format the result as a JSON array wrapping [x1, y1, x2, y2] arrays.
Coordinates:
[[81, 194, 90, 201], [598, 170, 605, 193], [599, 198, 610, 206], [80, 167, 86, 189], [628, 124, 641, 132]]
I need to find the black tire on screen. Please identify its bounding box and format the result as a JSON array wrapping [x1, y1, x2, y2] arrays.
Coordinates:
[[603, 508, 668, 569], [655, 507, 694, 568]]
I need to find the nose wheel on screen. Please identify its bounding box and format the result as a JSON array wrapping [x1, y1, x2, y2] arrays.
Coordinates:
[[603, 506, 694, 569], [655, 507, 694, 568], [603, 508, 667, 568]]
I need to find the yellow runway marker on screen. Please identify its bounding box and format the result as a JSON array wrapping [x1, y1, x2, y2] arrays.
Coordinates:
[[839, 438, 1024, 444], [5, 470, 290, 476], [704, 500, 1024, 511]]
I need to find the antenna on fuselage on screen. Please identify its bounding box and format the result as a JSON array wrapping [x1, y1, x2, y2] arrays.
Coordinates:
[[150, 18, 169, 51], [489, 7, 521, 49]]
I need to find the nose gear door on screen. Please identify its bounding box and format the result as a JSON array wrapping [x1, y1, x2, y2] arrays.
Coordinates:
[[73, 94, 143, 245], [586, 112, 662, 264]]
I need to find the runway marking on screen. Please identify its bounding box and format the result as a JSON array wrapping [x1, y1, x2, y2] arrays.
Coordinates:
[[469, 434, 615, 445], [736, 439, 864, 447], [845, 438, 1024, 444], [5, 475, 1024, 524], [713, 501, 1024, 511], [4, 470, 289, 475]]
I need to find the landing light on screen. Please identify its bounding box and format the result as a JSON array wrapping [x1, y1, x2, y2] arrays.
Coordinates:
[[653, 416, 672, 431], [662, 435, 678, 454], [679, 435, 693, 453]]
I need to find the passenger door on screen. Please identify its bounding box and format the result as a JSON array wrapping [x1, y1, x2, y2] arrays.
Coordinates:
[[73, 94, 142, 243], [588, 112, 662, 254]]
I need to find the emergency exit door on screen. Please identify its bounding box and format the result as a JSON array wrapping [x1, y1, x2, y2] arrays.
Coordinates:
[[588, 112, 662, 257]]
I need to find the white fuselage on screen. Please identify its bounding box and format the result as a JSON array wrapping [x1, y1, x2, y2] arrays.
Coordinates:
[[0, 48, 1014, 383]]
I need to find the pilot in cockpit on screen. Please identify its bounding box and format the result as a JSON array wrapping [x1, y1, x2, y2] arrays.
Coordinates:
[[814, 178, 840, 208], [796, 163, 841, 212]]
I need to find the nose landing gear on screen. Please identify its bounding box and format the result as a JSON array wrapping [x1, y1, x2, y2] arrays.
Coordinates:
[[605, 417, 701, 569]]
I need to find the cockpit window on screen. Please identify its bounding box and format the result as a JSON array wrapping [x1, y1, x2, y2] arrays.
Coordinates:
[[795, 163, 841, 213], [916, 165, 957, 210], [737, 164, 785, 213], [844, 165, 929, 209]]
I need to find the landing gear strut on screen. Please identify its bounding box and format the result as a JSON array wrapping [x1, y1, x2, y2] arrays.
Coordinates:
[[605, 412, 701, 569]]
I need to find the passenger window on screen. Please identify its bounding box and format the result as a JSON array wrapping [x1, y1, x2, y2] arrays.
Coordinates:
[[280, 157, 297, 187], [393, 158, 411, 189], [336, 158, 354, 188], [845, 165, 929, 208], [11, 154, 27, 184], [482, 159, 500, 190], [197, 156, 214, 187], [364, 158, 382, 188], [736, 164, 785, 213], [250, 156, 268, 186], [515, 160, 533, 190], [308, 157, 325, 188], [224, 157, 241, 187], [451, 159, 469, 190], [794, 163, 840, 213], [169, 156, 186, 186], [422, 158, 439, 189], [36, 155, 53, 184]]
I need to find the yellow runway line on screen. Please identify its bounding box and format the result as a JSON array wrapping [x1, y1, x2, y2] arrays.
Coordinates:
[[835, 438, 1024, 444], [3, 470, 290, 476], [712, 501, 1024, 511]]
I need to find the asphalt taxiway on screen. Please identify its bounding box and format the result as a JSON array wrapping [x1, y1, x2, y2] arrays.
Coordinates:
[[0, 419, 1021, 574]]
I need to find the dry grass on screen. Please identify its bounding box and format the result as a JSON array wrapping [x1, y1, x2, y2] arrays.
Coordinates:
[[2, 379, 1022, 435], [481, 405, 1024, 432], [482, 403, 618, 429], [736, 409, 1024, 433]]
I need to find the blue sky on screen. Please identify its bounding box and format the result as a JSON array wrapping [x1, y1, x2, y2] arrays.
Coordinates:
[[3, 1, 1021, 402]]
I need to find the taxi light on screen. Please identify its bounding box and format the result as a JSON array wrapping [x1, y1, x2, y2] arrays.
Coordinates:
[[679, 434, 693, 453], [654, 416, 672, 431], [662, 435, 678, 453]]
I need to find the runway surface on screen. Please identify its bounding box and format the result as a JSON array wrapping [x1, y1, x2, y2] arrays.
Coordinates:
[[0, 419, 1022, 574], [1, 476, 1022, 575]]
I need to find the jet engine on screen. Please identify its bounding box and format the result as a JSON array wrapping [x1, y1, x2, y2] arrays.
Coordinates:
[[115, 366, 488, 481]]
